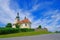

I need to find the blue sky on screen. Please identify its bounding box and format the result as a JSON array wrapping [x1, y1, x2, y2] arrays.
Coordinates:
[[0, 0, 60, 32]]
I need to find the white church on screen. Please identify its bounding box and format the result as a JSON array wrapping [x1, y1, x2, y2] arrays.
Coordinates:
[[12, 13, 31, 28]]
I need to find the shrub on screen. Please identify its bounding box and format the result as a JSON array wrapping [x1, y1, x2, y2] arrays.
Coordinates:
[[0, 28, 20, 35], [20, 28, 35, 32], [0, 28, 35, 35]]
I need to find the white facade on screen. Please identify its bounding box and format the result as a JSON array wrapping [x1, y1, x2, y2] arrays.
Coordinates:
[[20, 23, 31, 28], [12, 25, 16, 28], [12, 23, 31, 29]]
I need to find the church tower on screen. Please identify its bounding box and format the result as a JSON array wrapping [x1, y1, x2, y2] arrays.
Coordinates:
[[12, 12, 20, 28], [15, 12, 20, 23]]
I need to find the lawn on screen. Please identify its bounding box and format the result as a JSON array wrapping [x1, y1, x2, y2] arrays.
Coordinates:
[[0, 30, 51, 38]]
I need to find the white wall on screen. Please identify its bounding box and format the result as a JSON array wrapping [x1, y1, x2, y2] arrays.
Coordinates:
[[20, 23, 31, 28], [12, 25, 16, 28], [12, 23, 31, 28]]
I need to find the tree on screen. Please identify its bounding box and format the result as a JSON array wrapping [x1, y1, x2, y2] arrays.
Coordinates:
[[15, 24, 20, 28], [38, 25, 42, 29], [6, 23, 12, 28]]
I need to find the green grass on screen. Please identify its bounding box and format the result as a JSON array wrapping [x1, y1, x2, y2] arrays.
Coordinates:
[[0, 30, 51, 38]]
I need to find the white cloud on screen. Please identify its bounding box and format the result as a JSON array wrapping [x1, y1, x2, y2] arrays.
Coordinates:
[[31, 10, 60, 32], [0, 0, 16, 24], [42, 10, 60, 31]]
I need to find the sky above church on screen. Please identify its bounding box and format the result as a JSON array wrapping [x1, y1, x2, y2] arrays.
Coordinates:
[[0, 0, 60, 32]]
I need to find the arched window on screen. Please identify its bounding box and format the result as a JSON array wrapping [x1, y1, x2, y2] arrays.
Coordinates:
[[25, 24, 27, 26]]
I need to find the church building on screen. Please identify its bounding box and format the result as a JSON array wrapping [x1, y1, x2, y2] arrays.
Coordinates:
[[12, 13, 31, 28]]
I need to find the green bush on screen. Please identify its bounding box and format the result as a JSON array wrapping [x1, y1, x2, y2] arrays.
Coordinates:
[[0, 28, 20, 35], [0, 28, 35, 35], [20, 28, 34, 32]]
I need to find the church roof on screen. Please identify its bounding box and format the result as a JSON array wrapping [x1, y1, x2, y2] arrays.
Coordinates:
[[20, 19, 30, 24], [19, 17, 31, 24]]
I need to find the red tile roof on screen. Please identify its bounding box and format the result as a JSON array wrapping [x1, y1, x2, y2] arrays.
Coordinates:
[[19, 18, 31, 24]]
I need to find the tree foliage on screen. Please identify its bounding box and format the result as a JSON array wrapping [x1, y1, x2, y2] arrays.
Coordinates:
[[38, 25, 42, 29], [15, 24, 20, 28], [6, 23, 12, 28]]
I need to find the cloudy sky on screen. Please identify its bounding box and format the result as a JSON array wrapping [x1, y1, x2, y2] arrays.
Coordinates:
[[0, 0, 60, 32]]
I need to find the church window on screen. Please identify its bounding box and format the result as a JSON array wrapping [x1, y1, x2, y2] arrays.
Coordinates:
[[25, 24, 27, 26]]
